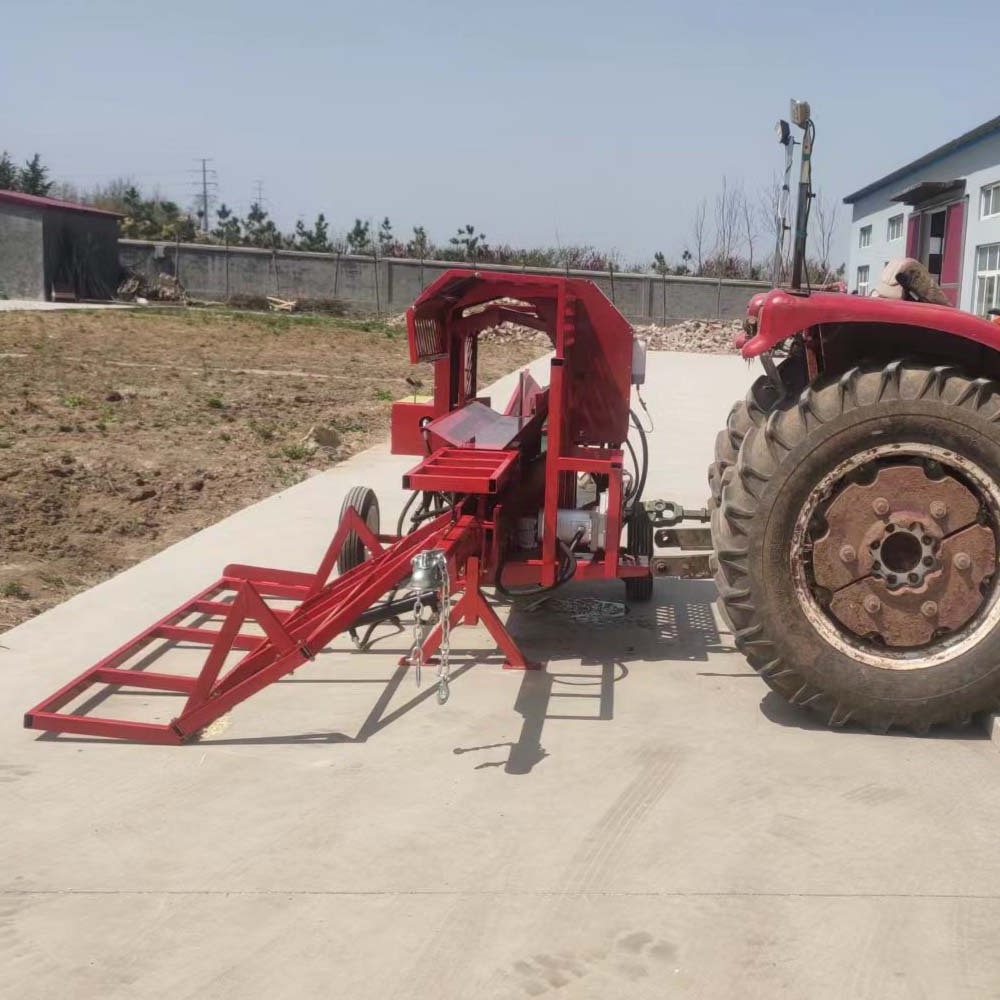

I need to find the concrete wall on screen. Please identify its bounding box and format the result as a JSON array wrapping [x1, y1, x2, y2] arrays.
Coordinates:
[[0, 203, 45, 300], [847, 130, 1000, 312], [119, 240, 768, 323]]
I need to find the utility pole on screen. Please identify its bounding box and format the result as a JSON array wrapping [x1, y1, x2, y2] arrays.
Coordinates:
[[253, 180, 265, 207], [191, 158, 217, 232]]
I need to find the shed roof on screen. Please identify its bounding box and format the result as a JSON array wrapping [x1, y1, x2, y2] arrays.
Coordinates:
[[843, 115, 1000, 205], [0, 189, 122, 218]]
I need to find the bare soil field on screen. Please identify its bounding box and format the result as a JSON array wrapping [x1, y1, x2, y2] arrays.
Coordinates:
[[0, 307, 548, 630]]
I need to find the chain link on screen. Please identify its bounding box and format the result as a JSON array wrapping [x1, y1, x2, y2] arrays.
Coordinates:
[[409, 591, 425, 688], [408, 549, 451, 703], [436, 569, 451, 705]]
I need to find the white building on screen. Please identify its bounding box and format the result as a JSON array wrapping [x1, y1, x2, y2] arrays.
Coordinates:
[[844, 115, 1000, 314]]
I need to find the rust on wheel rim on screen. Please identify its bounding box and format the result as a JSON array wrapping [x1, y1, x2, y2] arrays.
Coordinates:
[[793, 445, 1000, 663]]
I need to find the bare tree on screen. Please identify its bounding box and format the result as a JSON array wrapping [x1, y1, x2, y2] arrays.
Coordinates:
[[713, 176, 743, 274], [810, 189, 839, 282], [759, 173, 789, 285], [690, 198, 708, 275], [742, 192, 758, 278]]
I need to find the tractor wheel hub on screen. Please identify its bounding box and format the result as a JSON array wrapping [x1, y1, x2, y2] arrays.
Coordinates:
[[809, 462, 997, 648]]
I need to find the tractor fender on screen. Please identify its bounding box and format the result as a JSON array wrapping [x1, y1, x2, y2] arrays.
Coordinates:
[[739, 289, 1000, 359]]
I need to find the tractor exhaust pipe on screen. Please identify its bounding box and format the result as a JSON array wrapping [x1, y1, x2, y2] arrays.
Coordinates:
[[773, 99, 814, 292], [788, 99, 813, 292]]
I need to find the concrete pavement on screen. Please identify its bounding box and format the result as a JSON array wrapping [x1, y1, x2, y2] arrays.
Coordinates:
[[4, 352, 1000, 999]]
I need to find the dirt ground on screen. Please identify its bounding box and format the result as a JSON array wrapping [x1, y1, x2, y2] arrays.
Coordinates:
[[0, 307, 547, 630]]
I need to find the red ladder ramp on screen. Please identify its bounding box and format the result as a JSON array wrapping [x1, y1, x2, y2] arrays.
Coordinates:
[[24, 509, 461, 744]]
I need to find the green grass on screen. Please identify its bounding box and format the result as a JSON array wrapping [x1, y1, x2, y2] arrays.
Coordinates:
[[249, 420, 277, 442], [2, 581, 30, 599], [207, 396, 225, 409], [374, 388, 393, 402], [281, 443, 312, 460]]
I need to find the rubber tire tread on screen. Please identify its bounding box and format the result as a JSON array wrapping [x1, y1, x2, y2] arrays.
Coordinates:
[[713, 359, 1000, 733], [337, 486, 380, 575]]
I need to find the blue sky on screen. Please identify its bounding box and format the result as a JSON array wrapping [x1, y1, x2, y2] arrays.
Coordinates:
[[1, 0, 996, 267]]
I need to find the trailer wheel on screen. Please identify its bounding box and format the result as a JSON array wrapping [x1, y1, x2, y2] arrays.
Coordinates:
[[714, 361, 1000, 732], [625, 505, 654, 601], [337, 486, 380, 574]]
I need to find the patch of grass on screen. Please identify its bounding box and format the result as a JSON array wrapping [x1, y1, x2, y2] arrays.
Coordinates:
[[0, 438, 13, 449], [249, 420, 277, 442], [334, 417, 363, 433], [281, 443, 312, 460], [63, 395, 86, 408], [2, 581, 30, 599], [219, 431, 232, 442], [374, 388, 393, 402], [207, 396, 225, 409]]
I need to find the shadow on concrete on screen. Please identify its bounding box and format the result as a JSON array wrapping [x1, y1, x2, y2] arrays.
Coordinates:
[[453, 662, 626, 775], [759, 690, 990, 740], [503, 577, 732, 667], [32, 576, 732, 751]]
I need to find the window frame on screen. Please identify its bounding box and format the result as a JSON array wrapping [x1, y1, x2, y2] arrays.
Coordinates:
[[974, 242, 1000, 315], [856, 264, 870, 296], [886, 214, 904, 241], [982, 183, 1000, 220], [859, 225, 873, 248]]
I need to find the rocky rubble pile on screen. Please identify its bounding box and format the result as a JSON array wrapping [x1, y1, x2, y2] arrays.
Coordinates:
[[476, 317, 743, 354], [635, 318, 743, 353]]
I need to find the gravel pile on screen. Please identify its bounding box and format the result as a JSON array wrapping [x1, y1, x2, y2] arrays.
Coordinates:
[[477, 317, 743, 354], [635, 318, 743, 353]]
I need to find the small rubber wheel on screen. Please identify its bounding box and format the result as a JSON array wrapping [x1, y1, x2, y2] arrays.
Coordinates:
[[337, 486, 380, 574], [625, 505, 654, 601]]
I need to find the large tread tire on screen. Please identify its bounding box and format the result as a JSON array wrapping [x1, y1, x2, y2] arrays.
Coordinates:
[[707, 359, 802, 509], [714, 360, 1000, 733], [337, 486, 380, 575]]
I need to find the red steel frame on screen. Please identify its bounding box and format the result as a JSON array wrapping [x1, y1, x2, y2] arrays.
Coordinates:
[[24, 504, 531, 743], [25, 270, 648, 744]]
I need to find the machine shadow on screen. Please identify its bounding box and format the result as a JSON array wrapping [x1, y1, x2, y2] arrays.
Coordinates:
[[36, 576, 734, 753]]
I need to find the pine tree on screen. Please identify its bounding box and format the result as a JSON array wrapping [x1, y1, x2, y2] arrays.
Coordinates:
[[0, 152, 18, 191], [18, 154, 52, 196], [346, 219, 372, 254]]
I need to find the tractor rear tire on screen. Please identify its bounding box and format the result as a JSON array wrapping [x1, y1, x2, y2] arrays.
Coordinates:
[[337, 486, 380, 575], [707, 368, 795, 509], [713, 360, 1000, 732]]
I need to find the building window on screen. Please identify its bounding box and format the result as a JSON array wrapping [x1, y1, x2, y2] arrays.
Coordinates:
[[982, 183, 1000, 219], [857, 265, 870, 296], [859, 225, 872, 248], [887, 214, 904, 241], [974, 243, 1000, 315]]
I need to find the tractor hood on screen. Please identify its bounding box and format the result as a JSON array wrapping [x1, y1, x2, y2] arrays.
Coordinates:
[[737, 288, 1000, 358]]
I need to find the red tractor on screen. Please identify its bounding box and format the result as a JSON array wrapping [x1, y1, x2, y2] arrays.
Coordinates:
[[709, 103, 1000, 732]]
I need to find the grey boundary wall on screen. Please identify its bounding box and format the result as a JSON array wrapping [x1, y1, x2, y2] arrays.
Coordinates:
[[119, 239, 768, 323]]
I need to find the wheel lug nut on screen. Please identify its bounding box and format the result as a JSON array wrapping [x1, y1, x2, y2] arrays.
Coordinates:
[[954, 552, 972, 571], [863, 595, 881, 614], [839, 544, 857, 563], [930, 500, 948, 520], [921, 601, 938, 619], [872, 497, 890, 516]]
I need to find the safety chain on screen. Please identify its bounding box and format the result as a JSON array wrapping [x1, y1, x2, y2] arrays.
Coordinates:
[[409, 591, 425, 688], [408, 548, 452, 704], [436, 569, 452, 705]]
